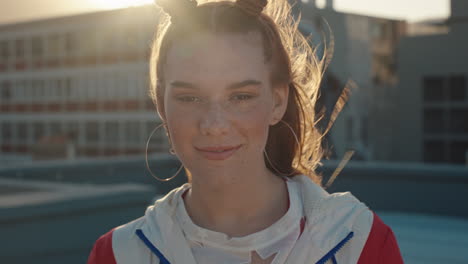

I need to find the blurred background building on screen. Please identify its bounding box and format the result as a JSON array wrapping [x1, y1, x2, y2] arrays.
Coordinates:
[[298, 0, 407, 162], [0, 7, 168, 165], [394, 0, 468, 164]]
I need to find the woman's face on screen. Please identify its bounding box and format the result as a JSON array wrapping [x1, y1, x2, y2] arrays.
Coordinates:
[[161, 32, 288, 177]]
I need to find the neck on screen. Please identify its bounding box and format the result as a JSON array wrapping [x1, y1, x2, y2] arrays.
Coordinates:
[[183, 167, 288, 237]]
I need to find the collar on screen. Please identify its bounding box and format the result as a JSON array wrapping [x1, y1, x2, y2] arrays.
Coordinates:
[[138, 175, 372, 264]]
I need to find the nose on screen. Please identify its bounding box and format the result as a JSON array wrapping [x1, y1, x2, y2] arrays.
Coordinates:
[[199, 103, 231, 136]]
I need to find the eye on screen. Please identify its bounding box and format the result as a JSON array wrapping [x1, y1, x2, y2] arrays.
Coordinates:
[[231, 94, 255, 101], [176, 95, 201, 103]]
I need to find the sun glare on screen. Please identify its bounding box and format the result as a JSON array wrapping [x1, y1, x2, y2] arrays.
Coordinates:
[[91, 0, 154, 9]]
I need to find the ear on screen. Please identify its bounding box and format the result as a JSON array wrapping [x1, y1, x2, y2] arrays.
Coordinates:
[[270, 83, 289, 125]]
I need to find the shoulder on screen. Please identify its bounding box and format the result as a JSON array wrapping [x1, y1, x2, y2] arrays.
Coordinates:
[[357, 212, 404, 264], [87, 229, 117, 264], [90, 184, 190, 264], [290, 175, 373, 226], [87, 217, 151, 264], [290, 175, 374, 260]]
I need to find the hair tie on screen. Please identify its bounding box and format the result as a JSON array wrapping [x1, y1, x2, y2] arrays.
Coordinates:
[[236, 0, 268, 17], [156, 0, 198, 23]]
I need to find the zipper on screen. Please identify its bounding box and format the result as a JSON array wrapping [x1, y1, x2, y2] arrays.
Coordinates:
[[315, 231, 354, 264], [136, 229, 171, 264]]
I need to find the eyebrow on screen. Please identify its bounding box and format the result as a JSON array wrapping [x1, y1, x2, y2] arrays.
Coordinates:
[[169, 79, 262, 90]]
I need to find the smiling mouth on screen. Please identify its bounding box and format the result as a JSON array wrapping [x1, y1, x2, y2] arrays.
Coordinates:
[[197, 146, 239, 151], [195, 145, 242, 160]]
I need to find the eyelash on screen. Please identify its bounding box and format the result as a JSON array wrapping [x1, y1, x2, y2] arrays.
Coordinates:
[[176, 96, 200, 103], [231, 94, 255, 101], [175, 94, 256, 103]]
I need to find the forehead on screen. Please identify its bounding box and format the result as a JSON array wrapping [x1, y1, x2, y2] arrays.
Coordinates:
[[164, 32, 270, 85]]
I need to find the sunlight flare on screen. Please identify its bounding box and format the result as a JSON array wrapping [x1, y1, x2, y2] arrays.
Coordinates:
[[91, 0, 154, 9]]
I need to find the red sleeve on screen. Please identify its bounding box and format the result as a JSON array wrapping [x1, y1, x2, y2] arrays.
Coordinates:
[[87, 229, 117, 264], [357, 212, 404, 264]]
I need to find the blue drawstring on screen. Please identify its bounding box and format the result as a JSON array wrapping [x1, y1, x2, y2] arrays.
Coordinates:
[[136, 228, 353, 264], [331, 255, 338, 264], [315, 231, 354, 264], [135, 229, 171, 264]]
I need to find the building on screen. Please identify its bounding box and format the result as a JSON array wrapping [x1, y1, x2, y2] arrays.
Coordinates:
[[297, 0, 407, 161], [0, 6, 169, 163], [394, 0, 468, 164]]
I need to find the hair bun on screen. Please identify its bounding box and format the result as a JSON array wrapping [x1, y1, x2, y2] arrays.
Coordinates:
[[236, 0, 268, 16], [156, 0, 198, 22]]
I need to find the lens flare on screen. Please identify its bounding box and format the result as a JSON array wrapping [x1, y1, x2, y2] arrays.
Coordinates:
[[91, 0, 154, 9]]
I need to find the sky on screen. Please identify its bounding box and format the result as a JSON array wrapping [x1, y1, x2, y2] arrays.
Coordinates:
[[0, 0, 451, 25]]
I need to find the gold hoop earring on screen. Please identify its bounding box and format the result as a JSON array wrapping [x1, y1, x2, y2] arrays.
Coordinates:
[[163, 123, 176, 155], [145, 123, 184, 182], [264, 120, 300, 177]]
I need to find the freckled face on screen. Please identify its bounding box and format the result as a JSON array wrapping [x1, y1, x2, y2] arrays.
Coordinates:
[[161, 32, 286, 176]]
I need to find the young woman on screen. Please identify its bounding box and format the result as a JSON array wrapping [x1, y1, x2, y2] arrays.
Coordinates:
[[88, 0, 403, 263]]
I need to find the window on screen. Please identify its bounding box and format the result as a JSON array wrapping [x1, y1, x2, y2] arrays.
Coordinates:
[[86, 77, 98, 100], [61, 78, 72, 99], [449, 75, 466, 101], [64, 32, 76, 55], [101, 30, 121, 62], [32, 36, 43, 58], [2, 122, 12, 142], [64, 122, 79, 140], [423, 76, 444, 102], [50, 122, 62, 136], [54, 79, 62, 98], [1, 81, 11, 99], [423, 109, 445, 134], [33, 122, 45, 141], [85, 121, 100, 143], [105, 121, 120, 143], [80, 30, 97, 63], [371, 22, 389, 40], [47, 34, 60, 58], [449, 109, 468, 134], [17, 122, 28, 141], [32, 80, 45, 98], [449, 141, 468, 164], [0, 41, 10, 60], [124, 121, 140, 144], [15, 39, 25, 59], [423, 140, 446, 163], [16, 80, 27, 102]]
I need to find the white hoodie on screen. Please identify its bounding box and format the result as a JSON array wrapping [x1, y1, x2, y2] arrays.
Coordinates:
[[111, 175, 373, 264]]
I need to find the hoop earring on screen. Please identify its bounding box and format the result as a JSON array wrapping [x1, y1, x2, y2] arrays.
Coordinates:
[[162, 123, 176, 155], [264, 120, 300, 177], [145, 123, 184, 182]]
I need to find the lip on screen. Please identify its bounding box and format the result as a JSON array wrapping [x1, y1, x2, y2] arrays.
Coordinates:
[[195, 145, 242, 161]]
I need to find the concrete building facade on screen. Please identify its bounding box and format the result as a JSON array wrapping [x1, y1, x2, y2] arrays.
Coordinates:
[[297, 1, 407, 161], [394, 0, 468, 164], [0, 7, 169, 163]]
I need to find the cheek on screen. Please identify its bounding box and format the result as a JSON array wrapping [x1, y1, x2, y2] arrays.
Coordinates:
[[165, 105, 195, 146], [235, 104, 272, 146]]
